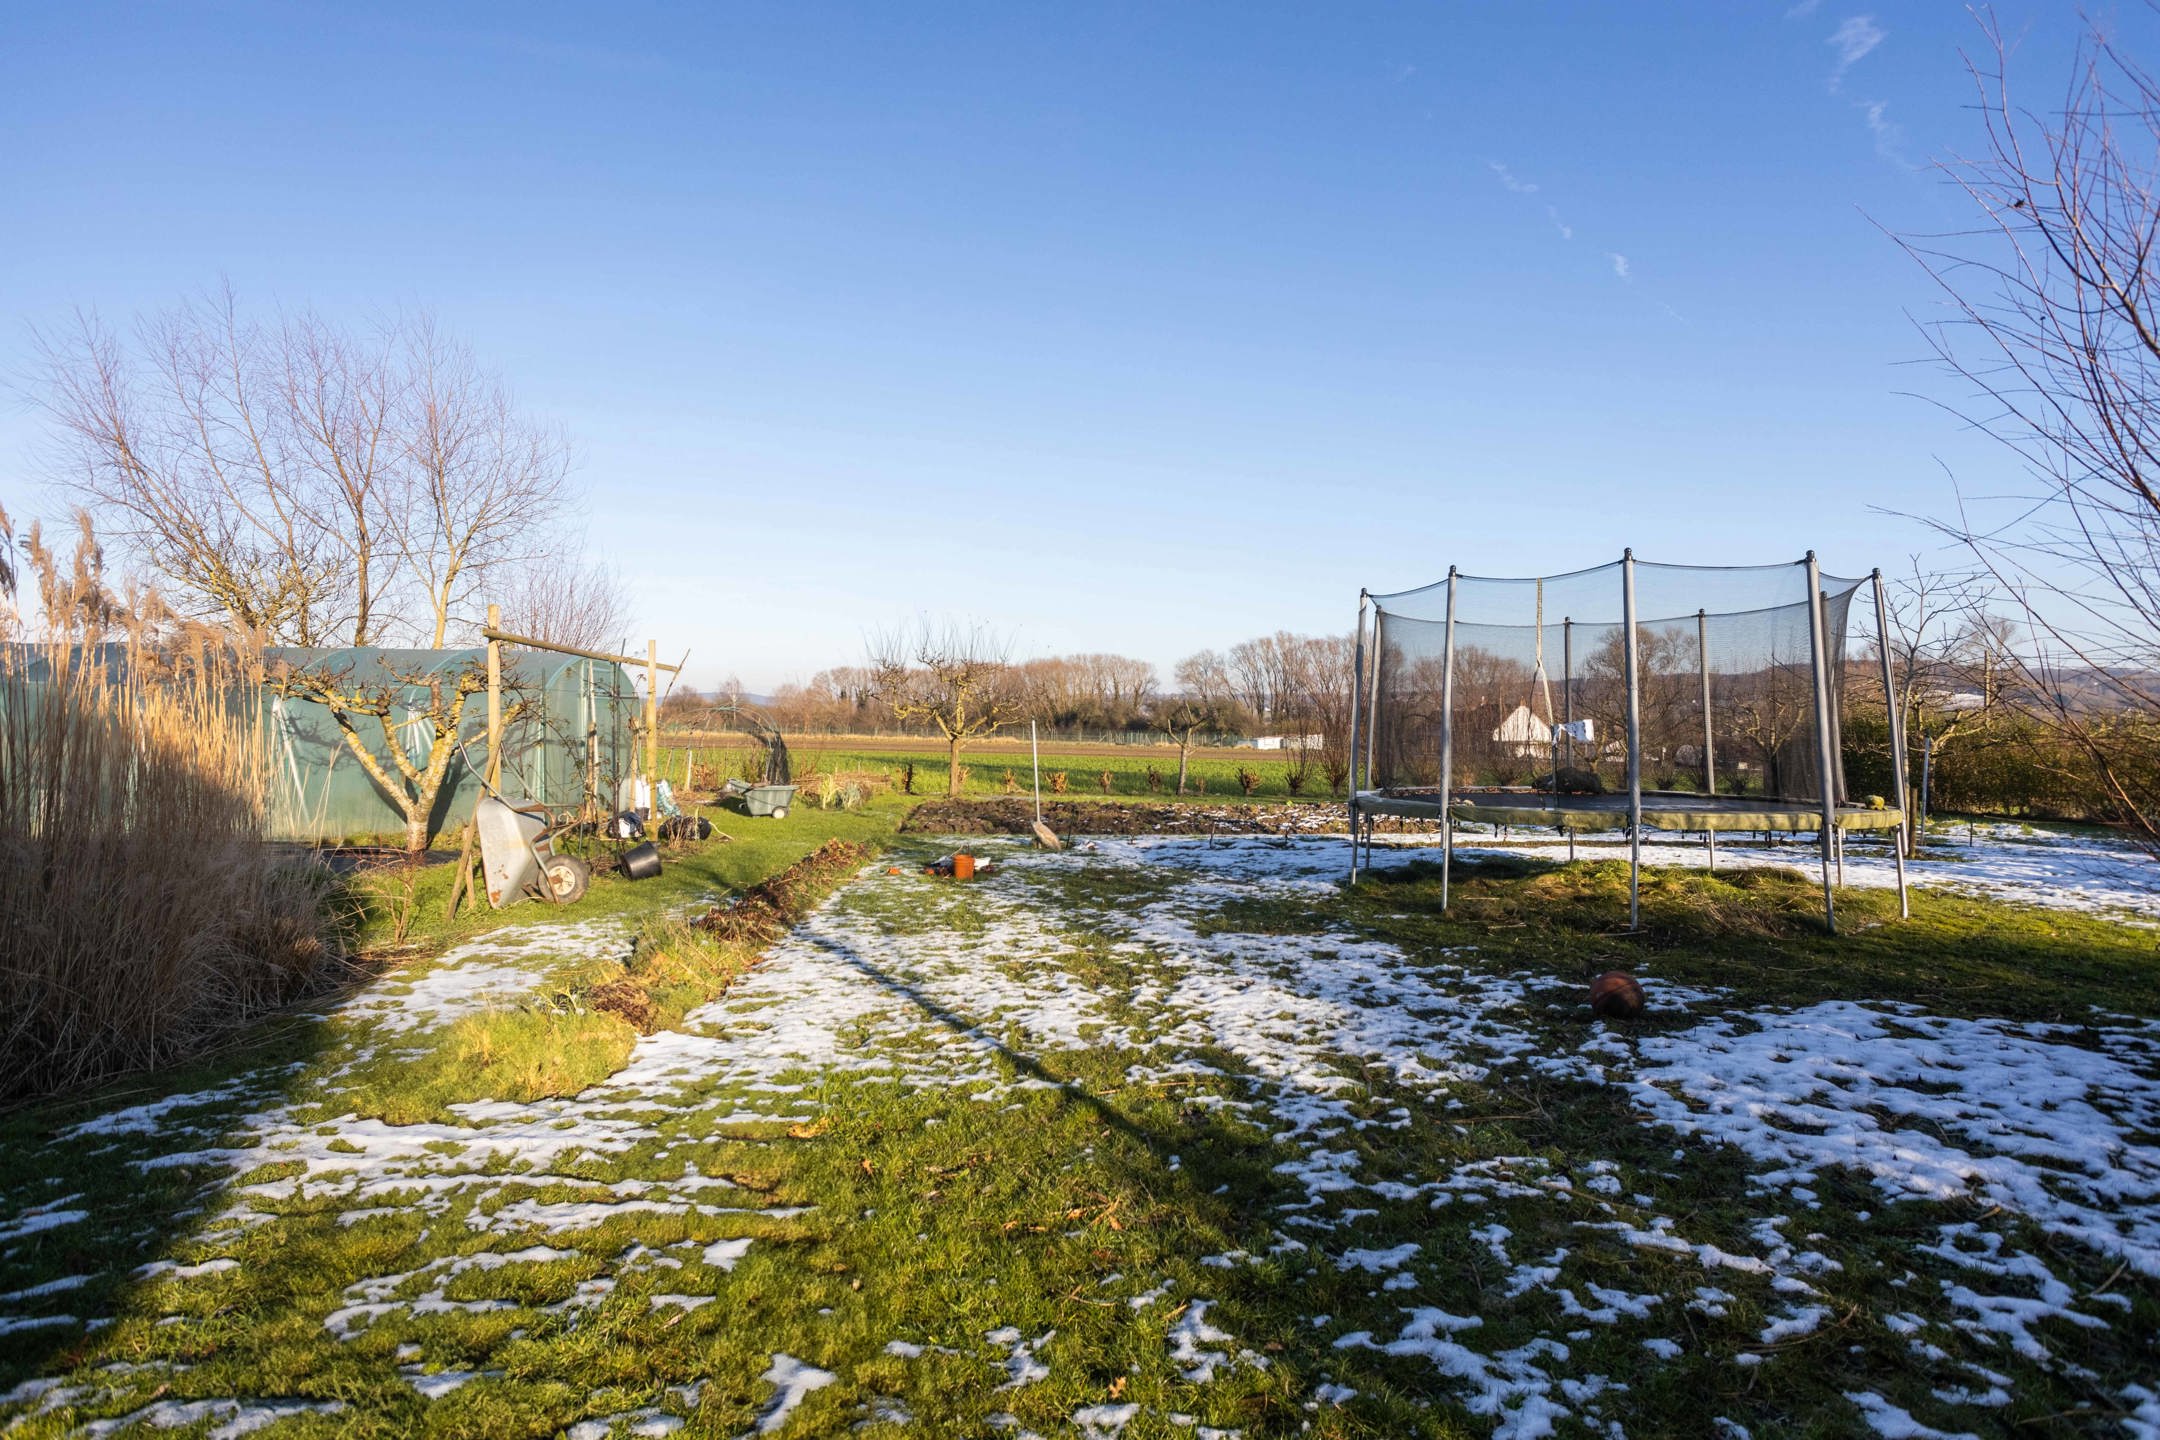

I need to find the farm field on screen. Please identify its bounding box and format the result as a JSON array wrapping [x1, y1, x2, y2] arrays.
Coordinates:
[[664, 740, 1349, 805], [666, 734, 1278, 763], [1, 814, 2155, 1439]]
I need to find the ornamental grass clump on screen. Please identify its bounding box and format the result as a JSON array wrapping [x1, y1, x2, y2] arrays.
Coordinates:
[[0, 517, 341, 1101]]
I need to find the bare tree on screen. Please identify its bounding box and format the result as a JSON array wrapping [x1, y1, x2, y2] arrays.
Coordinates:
[[867, 621, 1018, 796], [393, 317, 573, 647], [273, 309, 401, 644], [494, 538, 630, 652], [1149, 650, 1236, 795], [34, 293, 345, 642], [36, 293, 578, 653], [1896, 14, 2160, 841], [268, 654, 520, 853]]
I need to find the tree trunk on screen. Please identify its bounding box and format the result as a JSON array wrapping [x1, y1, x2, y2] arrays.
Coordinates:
[[405, 810, 430, 854], [1177, 740, 1190, 795], [948, 736, 964, 797]]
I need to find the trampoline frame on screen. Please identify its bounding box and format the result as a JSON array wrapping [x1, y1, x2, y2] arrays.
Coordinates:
[[1345, 551, 1912, 933]]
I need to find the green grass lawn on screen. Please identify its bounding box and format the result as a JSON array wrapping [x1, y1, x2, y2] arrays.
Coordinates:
[[0, 810, 2152, 1438]]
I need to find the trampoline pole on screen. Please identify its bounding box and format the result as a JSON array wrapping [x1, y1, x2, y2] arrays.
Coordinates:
[[1563, 618, 1575, 864], [1872, 570, 1910, 918], [1364, 606, 1385, 872], [1349, 593, 1368, 884], [1804, 552, 1839, 934], [1698, 608, 1715, 872], [1622, 552, 1643, 931], [1441, 569, 1458, 913]]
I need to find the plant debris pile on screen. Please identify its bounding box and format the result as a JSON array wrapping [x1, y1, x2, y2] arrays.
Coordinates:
[[694, 839, 873, 945], [900, 797, 1391, 837]]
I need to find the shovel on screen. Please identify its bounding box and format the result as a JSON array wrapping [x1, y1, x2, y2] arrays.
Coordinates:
[[1030, 720, 1062, 850]]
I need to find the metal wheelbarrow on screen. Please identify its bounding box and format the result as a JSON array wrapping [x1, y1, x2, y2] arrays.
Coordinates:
[[475, 796, 593, 908], [720, 778, 797, 819]]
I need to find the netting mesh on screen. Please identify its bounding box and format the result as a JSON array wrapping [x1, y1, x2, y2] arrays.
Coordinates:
[[1363, 558, 1865, 806]]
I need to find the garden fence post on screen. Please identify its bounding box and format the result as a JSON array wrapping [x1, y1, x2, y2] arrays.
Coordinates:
[[486, 603, 502, 791], [646, 640, 659, 815]]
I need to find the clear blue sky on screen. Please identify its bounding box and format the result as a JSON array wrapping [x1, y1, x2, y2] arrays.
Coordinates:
[[1, 2, 2138, 690]]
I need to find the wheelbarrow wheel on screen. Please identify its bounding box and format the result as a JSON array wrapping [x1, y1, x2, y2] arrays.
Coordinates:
[[770, 806, 789, 820], [542, 854, 591, 904]]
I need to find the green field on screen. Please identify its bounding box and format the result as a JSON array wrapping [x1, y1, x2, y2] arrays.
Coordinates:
[[659, 740, 1347, 803]]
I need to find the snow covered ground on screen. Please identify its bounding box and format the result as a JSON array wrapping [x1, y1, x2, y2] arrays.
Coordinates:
[[1430, 818, 2160, 920], [1, 826, 2154, 1438]]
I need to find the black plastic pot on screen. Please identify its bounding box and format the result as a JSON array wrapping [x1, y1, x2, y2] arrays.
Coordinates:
[[618, 842, 663, 881]]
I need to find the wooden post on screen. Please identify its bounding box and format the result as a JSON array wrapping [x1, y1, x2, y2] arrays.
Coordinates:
[[446, 821, 475, 919], [646, 639, 660, 815], [584, 663, 600, 823], [486, 603, 503, 791]]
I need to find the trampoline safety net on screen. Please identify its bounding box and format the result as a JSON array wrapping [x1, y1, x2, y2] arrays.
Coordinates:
[[1363, 557, 1866, 810]]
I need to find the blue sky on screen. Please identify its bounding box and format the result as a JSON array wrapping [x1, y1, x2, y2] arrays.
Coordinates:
[[1, 2, 2139, 689]]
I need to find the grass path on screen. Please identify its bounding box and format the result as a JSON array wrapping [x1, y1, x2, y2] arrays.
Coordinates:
[[1, 829, 2156, 1437]]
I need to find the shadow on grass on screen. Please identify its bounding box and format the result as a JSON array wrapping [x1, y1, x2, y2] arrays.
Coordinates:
[[0, 991, 349, 1385]]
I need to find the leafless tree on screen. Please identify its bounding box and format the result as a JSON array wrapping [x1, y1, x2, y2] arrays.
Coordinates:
[[495, 537, 630, 652], [1149, 650, 1237, 795], [267, 654, 523, 854], [1896, 13, 2160, 841], [393, 317, 573, 647], [35, 293, 579, 653], [33, 293, 347, 643], [867, 620, 1018, 796], [1859, 557, 2015, 777]]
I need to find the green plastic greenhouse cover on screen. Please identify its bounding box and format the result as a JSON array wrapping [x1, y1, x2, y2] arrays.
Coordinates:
[[263, 648, 640, 843]]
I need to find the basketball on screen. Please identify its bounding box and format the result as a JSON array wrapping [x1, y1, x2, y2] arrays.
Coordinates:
[[1590, 971, 1645, 1020]]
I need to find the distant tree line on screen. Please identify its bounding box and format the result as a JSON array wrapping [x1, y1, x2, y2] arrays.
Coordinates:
[[752, 632, 1352, 742]]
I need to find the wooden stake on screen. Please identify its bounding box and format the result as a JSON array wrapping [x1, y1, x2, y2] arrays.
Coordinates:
[[646, 639, 660, 814], [486, 603, 503, 792], [446, 821, 475, 919]]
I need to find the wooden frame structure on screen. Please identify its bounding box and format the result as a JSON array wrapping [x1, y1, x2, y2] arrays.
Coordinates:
[[480, 604, 684, 817]]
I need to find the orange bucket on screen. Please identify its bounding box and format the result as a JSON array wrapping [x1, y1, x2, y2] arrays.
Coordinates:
[[952, 853, 975, 880]]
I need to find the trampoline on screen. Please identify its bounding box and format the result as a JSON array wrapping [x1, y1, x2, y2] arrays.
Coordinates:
[[1345, 551, 1912, 931]]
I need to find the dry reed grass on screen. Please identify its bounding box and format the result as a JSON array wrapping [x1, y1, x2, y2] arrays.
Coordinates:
[[0, 524, 341, 1102]]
